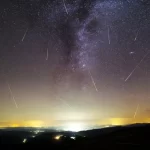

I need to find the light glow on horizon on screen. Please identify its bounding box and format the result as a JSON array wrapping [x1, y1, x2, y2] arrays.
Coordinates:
[[1, 118, 150, 129], [63, 122, 85, 132]]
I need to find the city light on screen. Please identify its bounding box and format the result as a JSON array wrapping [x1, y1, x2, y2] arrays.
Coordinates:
[[23, 138, 27, 143], [54, 135, 62, 140], [70, 136, 76, 140], [63, 122, 85, 132]]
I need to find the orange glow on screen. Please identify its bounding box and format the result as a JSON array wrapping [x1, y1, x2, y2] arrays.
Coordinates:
[[1, 118, 150, 128], [110, 118, 124, 125], [11, 124, 20, 127], [24, 120, 44, 127]]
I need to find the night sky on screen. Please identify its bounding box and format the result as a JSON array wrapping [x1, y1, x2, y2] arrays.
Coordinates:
[[0, 0, 150, 128]]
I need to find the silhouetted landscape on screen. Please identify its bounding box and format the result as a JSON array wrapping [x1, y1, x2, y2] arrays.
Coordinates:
[[1, 124, 150, 149]]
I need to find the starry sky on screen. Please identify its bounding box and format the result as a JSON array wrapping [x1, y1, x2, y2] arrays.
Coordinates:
[[0, 0, 150, 128]]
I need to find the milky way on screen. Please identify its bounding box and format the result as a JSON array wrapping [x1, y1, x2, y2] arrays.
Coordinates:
[[0, 0, 150, 126]]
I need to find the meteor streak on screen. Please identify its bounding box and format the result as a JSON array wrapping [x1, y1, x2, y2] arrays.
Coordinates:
[[108, 26, 110, 44], [88, 68, 98, 92], [125, 51, 149, 82], [134, 103, 139, 119], [7, 83, 18, 108], [46, 48, 49, 60], [62, 0, 68, 15], [22, 28, 28, 42]]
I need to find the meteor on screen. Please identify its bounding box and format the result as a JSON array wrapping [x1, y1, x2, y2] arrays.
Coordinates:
[[7, 83, 18, 108]]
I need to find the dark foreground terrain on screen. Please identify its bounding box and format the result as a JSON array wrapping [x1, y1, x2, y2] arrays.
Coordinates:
[[0, 124, 150, 149]]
